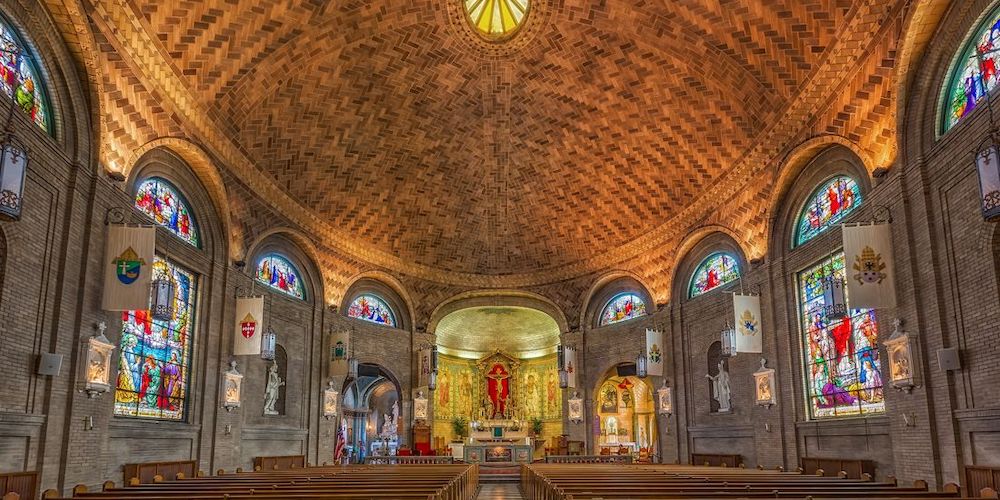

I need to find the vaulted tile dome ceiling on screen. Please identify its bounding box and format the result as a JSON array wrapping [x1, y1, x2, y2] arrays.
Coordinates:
[[77, 0, 904, 283]]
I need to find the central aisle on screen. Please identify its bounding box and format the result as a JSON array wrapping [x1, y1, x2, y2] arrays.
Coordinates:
[[476, 483, 524, 500]]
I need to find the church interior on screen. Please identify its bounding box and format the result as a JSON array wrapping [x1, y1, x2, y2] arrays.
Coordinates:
[[2, 0, 1000, 498]]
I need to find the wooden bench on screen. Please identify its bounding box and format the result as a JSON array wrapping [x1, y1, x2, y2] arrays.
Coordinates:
[[802, 456, 876, 479], [364, 456, 454, 464], [691, 453, 741, 467], [521, 463, 977, 500], [252, 455, 305, 471], [545, 455, 633, 464], [0, 471, 38, 500], [967, 466, 1000, 498], [121, 461, 197, 486]]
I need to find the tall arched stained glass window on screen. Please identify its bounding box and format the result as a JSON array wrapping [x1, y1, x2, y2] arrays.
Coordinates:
[[114, 258, 196, 420], [134, 178, 200, 247], [464, 0, 529, 39], [0, 14, 51, 132], [689, 252, 741, 298], [599, 293, 647, 326], [794, 176, 862, 247], [256, 254, 305, 300], [347, 294, 397, 327], [943, 4, 1000, 132], [798, 253, 884, 418]]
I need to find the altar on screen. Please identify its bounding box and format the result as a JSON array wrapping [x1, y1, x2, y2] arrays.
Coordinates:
[[462, 441, 533, 464]]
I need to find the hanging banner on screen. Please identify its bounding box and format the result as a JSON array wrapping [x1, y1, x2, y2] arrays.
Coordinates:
[[645, 329, 664, 376], [233, 296, 265, 355], [417, 347, 432, 388], [329, 330, 350, 377], [842, 223, 897, 309], [102, 224, 155, 311], [565, 346, 578, 388], [733, 294, 762, 353]]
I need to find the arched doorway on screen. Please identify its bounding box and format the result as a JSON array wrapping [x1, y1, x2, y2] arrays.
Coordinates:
[[594, 365, 658, 456], [341, 363, 401, 462]]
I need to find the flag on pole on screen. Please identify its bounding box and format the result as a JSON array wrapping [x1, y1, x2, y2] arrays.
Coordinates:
[[233, 296, 265, 355], [733, 294, 763, 353], [645, 329, 664, 376], [329, 330, 350, 377], [842, 223, 897, 309], [565, 346, 578, 388], [102, 225, 155, 311], [334, 419, 347, 464]]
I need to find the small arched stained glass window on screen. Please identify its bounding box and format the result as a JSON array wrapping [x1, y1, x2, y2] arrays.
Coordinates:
[[347, 294, 397, 327], [689, 252, 741, 298], [256, 254, 305, 300], [943, 4, 1000, 132], [599, 293, 647, 326], [134, 178, 200, 247], [0, 14, 51, 132], [464, 0, 529, 39], [794, 176, 862, 247]]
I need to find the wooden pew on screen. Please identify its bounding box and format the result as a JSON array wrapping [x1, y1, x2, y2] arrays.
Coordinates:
[[966, 466, 1000, 498], [0, 471, 38, 500], [691, 453, 741, 467], [802, 456, 876, 479], [121, 461, 196, 486], [252, 455, 305, 471]]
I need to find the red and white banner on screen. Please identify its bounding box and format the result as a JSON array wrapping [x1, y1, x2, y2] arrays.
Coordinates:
[[233, 296, 264, 355]]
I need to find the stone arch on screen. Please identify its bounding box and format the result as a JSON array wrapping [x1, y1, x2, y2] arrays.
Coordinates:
[[668, 227, 750, 303], [339, 271, 416, 332], [427, 290, 569, 336], [246, 228, 326, 305], [580, 271, 656, 329]]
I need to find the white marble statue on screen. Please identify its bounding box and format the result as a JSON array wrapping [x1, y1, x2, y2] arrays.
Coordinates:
[[263, 359, 285, 415], [705, 360, 732, 412], [381, 401, 399, 438]]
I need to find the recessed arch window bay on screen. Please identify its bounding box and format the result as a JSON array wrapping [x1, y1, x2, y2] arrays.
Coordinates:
[[599, 293, 647, 326], [347, 294, 397, 327], [114, 258, 196, 420], [944, 4, 1000, 131], [799, 253, 884, 419], [464, 0, 529, 38], [256, 254, 305, 300], [795, 176, 862, 247], [0, 14, 51, 132], [689, 252, 741, 298], [134, 178, 200, 247]]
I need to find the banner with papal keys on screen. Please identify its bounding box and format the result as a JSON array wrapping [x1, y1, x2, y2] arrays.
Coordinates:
[[329, 330, 351, 377], [645, 328, 664, 376], [102, 224, 155, 311], [233, 296, 265, 355], [733, 294, 762, 353], [842, 223, 896, 309], [564, 346, 578, 388]]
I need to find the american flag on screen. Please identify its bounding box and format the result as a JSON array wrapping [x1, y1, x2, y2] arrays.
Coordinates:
[[333, 420, 347, 464]]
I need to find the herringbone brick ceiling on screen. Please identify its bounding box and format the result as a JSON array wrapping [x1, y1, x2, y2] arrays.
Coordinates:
[[75, 0, 904, 281]]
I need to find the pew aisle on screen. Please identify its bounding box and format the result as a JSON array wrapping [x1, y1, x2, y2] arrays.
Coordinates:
[[34, 464, 478, 500], [521, 464, 996, 500]]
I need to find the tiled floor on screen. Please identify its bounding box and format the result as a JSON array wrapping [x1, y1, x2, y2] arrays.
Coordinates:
[[476, 483, 524, 499]]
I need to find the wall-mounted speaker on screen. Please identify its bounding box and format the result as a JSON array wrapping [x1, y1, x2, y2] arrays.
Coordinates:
[[937, 348, 961, 372], [37, 353, 63, 376]]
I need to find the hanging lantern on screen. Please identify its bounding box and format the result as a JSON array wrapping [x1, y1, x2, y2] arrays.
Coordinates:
[[636, 352, 648, 378], [567, 391, 584, 423], [557, 345, 565, 370], [84, 322, 115, 398], [976, 130, 1000, 221], [558, 369, 569, 389], [657, 381, 673, 416], [821, 276, 848, 319], [0, 135, 28, 221], [753, 358, 776, 408], [413, 390, 428, 422], [261, 328, 277, 361], [720, 324, 737, 357], [323, 380, 339, 419], [884, 318, 917, 393], [150, 275, 175, 321], [430, 345, 439, 371], [428, 370, 437, 391], [223, 361, 243, 411]]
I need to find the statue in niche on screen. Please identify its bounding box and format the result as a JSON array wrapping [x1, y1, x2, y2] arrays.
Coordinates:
[[380, 401, 399, 438], [705, 360, 732, 412], [263, 359, 285, 415]]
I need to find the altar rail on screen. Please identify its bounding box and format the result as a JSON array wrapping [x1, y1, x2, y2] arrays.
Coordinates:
[[545, 455, 633, 464], [365, 456, 455, 464]]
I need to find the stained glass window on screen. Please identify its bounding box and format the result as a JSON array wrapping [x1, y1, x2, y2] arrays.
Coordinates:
[[0, 14, 50, 132], [795, 176, 862, 247], [464, 0, 529, 38], [134, 178, 200, 247], [798, 253, 884, 419], [347, 294, 397, 327], [599, 293, 647, 326], [114, 258, 196, 420], [943, 4, 1000, 131], [689, 252, 741, 298], [256, 253, 305, 300]]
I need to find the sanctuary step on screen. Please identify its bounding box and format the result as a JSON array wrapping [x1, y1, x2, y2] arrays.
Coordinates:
[[478, 463, 522, 484]]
